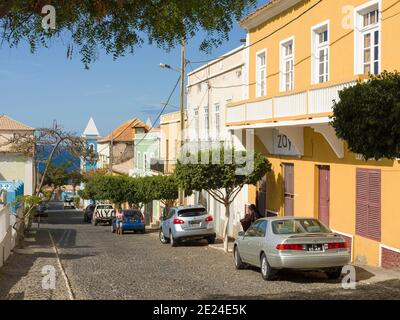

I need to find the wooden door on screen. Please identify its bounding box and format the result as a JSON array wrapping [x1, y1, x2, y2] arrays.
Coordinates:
[[283, 164, 294, 216], [318, 166, 330, 226]]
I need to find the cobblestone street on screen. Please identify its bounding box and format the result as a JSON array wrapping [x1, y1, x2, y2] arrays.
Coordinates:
[[1, 208, 400, 300]]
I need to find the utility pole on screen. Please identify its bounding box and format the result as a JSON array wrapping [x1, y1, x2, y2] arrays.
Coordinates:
[[109, 131, 113, 174], [179, 38, 186, 206]]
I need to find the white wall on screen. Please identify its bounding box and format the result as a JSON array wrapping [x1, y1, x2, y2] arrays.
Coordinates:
[[0, 205, 12, 267], [186, 46, 248, 239], [0, 153, 34, 195]]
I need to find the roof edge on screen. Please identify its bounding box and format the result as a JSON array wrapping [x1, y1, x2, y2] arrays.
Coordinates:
[[239, 0, 303, 30]]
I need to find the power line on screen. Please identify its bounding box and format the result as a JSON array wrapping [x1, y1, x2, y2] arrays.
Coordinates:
[[188, 0, 324, 65], [188, 61, 256, 90], [134, 76, 181, 147]]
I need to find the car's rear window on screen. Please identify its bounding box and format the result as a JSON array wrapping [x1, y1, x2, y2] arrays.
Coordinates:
[[272, 219, 331, 235], [124, 210, 143, 218], [177, 208, 207, 217]]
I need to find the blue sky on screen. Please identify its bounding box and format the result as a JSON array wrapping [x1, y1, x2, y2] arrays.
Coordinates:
[[0, 3, 262, 137]]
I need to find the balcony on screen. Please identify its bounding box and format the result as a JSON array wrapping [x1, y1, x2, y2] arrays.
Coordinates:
[[226, 80, 357, 126]]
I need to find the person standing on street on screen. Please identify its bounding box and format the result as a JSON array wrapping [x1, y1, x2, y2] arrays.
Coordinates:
[[116, 207, 124, 236]]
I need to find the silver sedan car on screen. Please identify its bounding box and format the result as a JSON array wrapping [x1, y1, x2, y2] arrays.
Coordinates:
[[159, 206, 216, 247], [234, 217, 351, 281]]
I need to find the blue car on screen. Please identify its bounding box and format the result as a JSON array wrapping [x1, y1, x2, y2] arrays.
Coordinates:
[[111, 209, 145, 234]]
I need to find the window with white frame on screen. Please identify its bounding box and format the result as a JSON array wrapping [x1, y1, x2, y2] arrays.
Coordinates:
[[312, 22, 329, 84], [194, 107, 199, 140], [355, 2, 380, 75], [280, 38, 294, 91], [214, 103, 220, 140], [204, 105, 209, 139], [137, 151, 141, 169], [256, 50, 266, 97], [143, 152, 147, 171]]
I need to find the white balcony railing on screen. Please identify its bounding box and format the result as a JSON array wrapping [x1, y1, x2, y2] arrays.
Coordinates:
[[226, 81, 357, 124]]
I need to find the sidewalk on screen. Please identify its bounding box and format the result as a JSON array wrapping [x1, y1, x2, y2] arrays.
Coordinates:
[[0, 227, 71, 300], [208, 238, 235, 253]]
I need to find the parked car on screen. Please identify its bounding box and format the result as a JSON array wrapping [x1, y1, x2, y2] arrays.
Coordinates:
[[233, 217, 351, 281], [83, 204, 95, 223], [63, 199, 75, 210], [92, 204, 115, 226], [35, 202, 48, 217], [111, 209, 145, 234], [159, 206, 216, 247]]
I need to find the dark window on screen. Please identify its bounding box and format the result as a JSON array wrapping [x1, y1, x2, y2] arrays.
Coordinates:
[[178, 208, 207, 217]]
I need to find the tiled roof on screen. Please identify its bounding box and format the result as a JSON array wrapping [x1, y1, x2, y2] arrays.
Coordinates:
[[0, 115, 34, 131], [99, 118, 148, 143]]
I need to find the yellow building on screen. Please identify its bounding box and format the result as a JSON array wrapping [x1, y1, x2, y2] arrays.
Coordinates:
[[160, 111, 182, 175], [226, 0, 400, 268]]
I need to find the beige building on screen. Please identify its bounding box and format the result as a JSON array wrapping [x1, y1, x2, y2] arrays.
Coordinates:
[[160, 111, 182, 175], [185, 46, 249, 238], [0, 115, 35, 195], [97, 118, 148, 175]]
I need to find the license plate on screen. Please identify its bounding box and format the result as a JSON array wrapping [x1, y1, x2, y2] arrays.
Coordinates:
[[189, 220, 201, 227], [307, 244, 324, 252]]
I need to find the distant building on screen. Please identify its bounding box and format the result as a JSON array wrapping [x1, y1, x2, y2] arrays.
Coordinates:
[[0, 115, 35, 195], [132, 128, 162, 225], [82, 117, 100, 172], [97, 118, 148, 175], [132, 128, 161, 177], [159, 111, 183, 175]]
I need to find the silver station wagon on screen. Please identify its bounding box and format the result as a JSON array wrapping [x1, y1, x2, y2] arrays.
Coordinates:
[[234, 217, 351, 281], [159, 206, 216, 247]]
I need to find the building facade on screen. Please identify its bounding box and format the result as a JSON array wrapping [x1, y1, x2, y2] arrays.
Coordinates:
[[0, 115, 35, 195], [132, 128, 162, 224], [224, 0, 400, 267], [97, 118, 148, 175], [185, 46, 250, 238], [160, 112, 181, 175]]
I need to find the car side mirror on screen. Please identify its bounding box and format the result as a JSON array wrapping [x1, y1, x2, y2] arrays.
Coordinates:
[[238, 231, 245, 237]]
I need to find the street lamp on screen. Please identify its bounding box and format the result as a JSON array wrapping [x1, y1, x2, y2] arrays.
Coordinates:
[[159, 40, 186, 205], [159, 63, 181, 73]]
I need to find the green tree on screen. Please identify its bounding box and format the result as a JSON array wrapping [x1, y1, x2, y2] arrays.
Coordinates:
[[0, 1, 256, 68], [42, 162, 70, 192], [175, 148, 271, 252], [68, 170, 84, 192], [150, 175, 179, 215], [332, 71, 400, 160], [82, 174, 130, 207]]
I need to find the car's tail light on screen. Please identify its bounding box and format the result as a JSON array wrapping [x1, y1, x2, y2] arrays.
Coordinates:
[[173, 218, 185, 225], [205, 215, 213, 222], [276, 243, 306, 251], [325, 242, 347, 250]]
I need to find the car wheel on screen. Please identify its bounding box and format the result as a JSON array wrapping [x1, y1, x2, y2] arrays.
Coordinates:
[[326, 267, 343, 280], [159, 230, 169, 244], [207, 237, 216, 245], [234, 246, 245, 270], [170, 232, 178, 247], [260, 253, 276, 281]]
